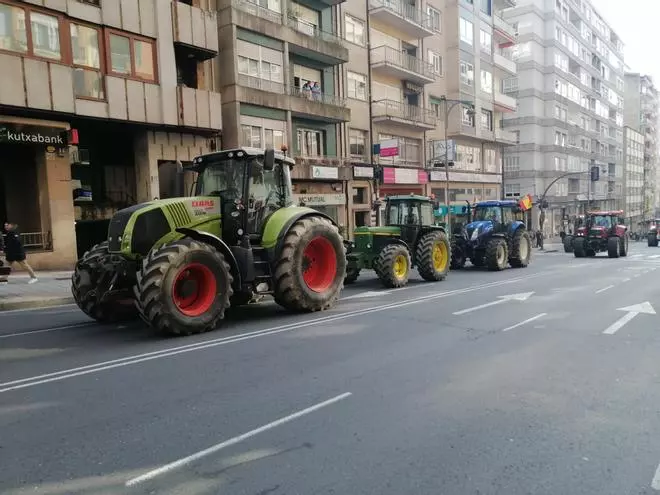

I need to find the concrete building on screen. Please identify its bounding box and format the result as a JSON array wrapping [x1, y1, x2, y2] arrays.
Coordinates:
[[623, 126, 644, 230], [0, 0, 222, 269], [502, 0, 625, 236], [624, 73, 659, 220]]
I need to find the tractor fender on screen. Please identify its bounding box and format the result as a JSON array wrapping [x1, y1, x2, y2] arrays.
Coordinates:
[[381, 238, 409, 250], [175, 227, 241, 289], [507, 221, 525, 235], [273, 210, 338, 257]]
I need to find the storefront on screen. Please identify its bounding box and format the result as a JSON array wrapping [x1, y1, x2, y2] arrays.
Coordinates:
[[379, 166, 428, 197], [350, 165, 375, 229], [292, 164, 348, 235]]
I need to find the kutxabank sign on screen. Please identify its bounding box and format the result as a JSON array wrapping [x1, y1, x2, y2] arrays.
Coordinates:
[[0, 124, 67, 146]]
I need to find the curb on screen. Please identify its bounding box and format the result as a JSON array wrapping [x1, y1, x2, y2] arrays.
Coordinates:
[[0, 296, 75, 312]]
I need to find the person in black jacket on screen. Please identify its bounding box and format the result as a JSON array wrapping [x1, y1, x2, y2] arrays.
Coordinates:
[[0, 230, 7, 284], [2, 222, 37, 283]]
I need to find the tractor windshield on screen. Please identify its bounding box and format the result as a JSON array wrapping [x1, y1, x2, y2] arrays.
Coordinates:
[[590, 215, 613, 228], [473, 206, 502, 223]]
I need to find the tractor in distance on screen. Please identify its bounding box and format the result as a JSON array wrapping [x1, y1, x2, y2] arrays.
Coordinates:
[[450, 199, 532, 271], [572, 210, 628, 258], [71, 147, 347, 336], [562, 214, 585, 253], [343, 194, 451, 288], [647, 218, 660, 246]]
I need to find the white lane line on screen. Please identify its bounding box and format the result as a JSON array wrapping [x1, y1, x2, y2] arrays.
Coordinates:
[[0, 322, 97, 339], [501, 313, 547, 332], [634, 273, 642, 278], [630, 254, 644, 258], [0, 273, 551, 393], [0, 304, 77, 315], [602, 312, 638, 335], [648, 254, 660, 259], [125, 392, 352, 486], [622, 278, 631, 282], [651, 462, 660, 490], [595, 285, 615, 294]]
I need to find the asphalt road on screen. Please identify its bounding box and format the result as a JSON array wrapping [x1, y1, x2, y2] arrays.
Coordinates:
[[3, 242, 660, 494]]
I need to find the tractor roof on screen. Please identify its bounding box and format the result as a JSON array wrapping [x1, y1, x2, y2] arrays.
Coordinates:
[[386, 194, 432, 202], [191, 147, 295, 169], [474, 200, 520, 208], [587, 210, 624, 216]]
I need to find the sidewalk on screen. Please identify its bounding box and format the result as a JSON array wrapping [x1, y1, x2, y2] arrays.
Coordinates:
[[0, 270, 74, 311]]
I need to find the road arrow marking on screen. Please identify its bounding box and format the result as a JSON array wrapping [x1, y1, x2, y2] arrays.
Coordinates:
[[603, 302, 656, 335], [453, 292, 534, 316], [501, 313, 547, 332], [343, 290, 392, 300]]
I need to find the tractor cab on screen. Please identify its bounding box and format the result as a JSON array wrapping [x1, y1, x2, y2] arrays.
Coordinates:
[[466, 200, 526, 240], [572, 210, 627, 258], [384, 194, 436, 247], [189, 147, 295, 244]]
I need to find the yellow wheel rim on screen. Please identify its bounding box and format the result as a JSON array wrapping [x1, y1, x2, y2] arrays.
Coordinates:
[[432, 242, 448, 272], [393, 254, 408, 278]]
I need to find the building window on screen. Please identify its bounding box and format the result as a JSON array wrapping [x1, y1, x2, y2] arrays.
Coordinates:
[[31, 11, 62, 60], [428, 50, 442, 75], [554, 131, 567, 146], [264, 128, 284, 150], [459, 61, 474, 86], [484, 148, 497, 172], [378, 134, 421, 165], [0, 3, 63, 58], [503, 156, 519, 173], [479, 0, 491, 15], [237, 44, 283, 92], [347, 71, 367, 100], [70, 23, 103, 99], [459, 17, 473, 45], [462, 106, 474, 126], [106, 31, 156, 81], [480, 29, 491, 54], [426, 6, 441, 32], [349, 129, 367, 157], [241, 125, 262, 148], [480, 69, 492, 93], [480, 109, 492, 130], [344, 15, 364, 45], [504, 183, 520, 197], [297, 129, 324, 157]]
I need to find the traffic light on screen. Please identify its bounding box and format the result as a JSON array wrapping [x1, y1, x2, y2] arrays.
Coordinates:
[[590, 165, 600, 181]]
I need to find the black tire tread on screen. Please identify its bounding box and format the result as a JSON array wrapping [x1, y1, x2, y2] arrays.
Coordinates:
[[485, 238, 508, 271], [415, 231, 451, 281], [574, 237, 586, 258], [563, 235, 574, 253], [607, 236, 619, 258], [509, 229, 531, 268], [344, 266, 360, 284], [374, 243, 410, 288], [135, 238, 233, 336]]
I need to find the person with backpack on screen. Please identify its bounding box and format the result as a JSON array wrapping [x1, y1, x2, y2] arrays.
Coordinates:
[[2, 222, 37, 284]]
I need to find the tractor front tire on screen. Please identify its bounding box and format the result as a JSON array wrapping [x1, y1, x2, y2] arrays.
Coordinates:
[[72, 241, 138, 323], [607, 236, 620, 258], [416, 231, 451, 281], [344, 265, 360, 285], [450, 244, 467, 269], [619, 235, 628, 257], [135, 238, 233, 336], [649, 234, 658, 247], [273, 216, 346, 312], [374, 244, 411, 288], [485, 238, 508, 271], [563, 235, 574, 253], [509, 229, 532, 268], [573, 237, 586, 258]]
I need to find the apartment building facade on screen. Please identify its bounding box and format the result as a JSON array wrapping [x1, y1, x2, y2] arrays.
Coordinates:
[[0, 0, 222, 269], [624, 73, 659, 221], [502, 0, 625, 236], [623, 126, 644, 229]]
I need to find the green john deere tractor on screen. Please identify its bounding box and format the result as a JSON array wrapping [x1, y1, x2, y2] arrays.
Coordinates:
[[71, 148, 347, 336], [344, 195, 450, 288]]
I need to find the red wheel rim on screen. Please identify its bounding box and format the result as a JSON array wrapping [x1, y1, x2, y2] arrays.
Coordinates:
[[171, 263, 217, 316], [302, 236, 337, 293]]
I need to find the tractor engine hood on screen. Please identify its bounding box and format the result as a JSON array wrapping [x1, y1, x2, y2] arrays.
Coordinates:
[[465, 220, 494, 241], [588, 226, 607, 236]]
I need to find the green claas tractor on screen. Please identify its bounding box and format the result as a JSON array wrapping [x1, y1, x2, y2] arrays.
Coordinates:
[[344, 195, 450, 288], [71, 148, 347, 336]]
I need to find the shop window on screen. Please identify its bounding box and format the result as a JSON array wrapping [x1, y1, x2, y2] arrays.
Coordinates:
[[352, 187, 367, 204]]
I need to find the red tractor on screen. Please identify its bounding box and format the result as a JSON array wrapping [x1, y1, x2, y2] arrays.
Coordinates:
[[573, 210, 628, 258]]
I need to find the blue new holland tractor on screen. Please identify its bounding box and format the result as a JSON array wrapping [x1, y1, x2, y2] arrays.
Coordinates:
[[450, 199, 532, 271]]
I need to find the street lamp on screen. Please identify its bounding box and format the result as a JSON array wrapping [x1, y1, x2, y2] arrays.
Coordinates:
[[537, 170, 589, 235]]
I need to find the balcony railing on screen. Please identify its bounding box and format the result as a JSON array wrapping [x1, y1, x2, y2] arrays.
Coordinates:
[[368, 0, 434, 34], [238, 73, 284, 94], [288, 86, 347, 107], [286, 14, 344, 47], [372, 99, 436, 127], [493, 15, 516, 40], [233, 0, 283, 24], [370, 46, 435, 81]]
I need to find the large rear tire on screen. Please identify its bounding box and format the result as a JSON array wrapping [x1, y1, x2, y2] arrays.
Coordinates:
[[607, 236, 620, 258], [509, 229, 532, 268], [649, 234, 658, 247], [485, 238, 508, 271], [273, 216, 345, 312], [374, 243, 411, 288], [563, 235, 574, 253], [573, 237, 586, 258], [619, 235, 628, 257], [135, 238, 233, 336], [416, 231, 450, 281], [71, 241, 138, 322]]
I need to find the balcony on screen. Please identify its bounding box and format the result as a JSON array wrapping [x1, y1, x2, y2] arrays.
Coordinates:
[[495, 128, 518, 144], [288, 86, 350, 122], [176, 86, 222, 130], [172, 1, 219, 60], [493, 51, 516, 75], [493, 15, 516, 47], [494, 92, 517, 112], [286, 14, 349, 65], [368, 0, 434, 40], [371, 99, 436, 130], [370, 46, 435, 85]]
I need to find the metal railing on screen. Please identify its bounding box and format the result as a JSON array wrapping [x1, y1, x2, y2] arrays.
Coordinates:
[[368, 0, 433, 31], [232, 0, 283, 23], [237, 73, 284, 94], [371, 99, 436, 126], [288, 86, 347, 106], [1, 231, 52, 251], [285, 13, 344, 46], [370, 46, 435, 79]]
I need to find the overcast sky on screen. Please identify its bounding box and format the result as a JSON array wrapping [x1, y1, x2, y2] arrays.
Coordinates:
[[596, 0, 659, 83]]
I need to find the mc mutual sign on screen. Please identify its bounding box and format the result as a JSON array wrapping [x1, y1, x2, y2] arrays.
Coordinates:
[[0, 124, 67, 146]]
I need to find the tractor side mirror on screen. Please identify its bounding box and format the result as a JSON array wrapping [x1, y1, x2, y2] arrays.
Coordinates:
[[263, 148, 275, 171], [174, 160, 185, 197]]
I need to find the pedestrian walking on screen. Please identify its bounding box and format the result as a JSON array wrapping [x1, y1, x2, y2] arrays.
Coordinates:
[[0, 231, 8, 285], [2, 222, 38, 283]]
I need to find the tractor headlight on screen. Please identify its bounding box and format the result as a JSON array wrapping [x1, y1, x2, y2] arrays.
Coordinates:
[[470, 229, 479, 240]]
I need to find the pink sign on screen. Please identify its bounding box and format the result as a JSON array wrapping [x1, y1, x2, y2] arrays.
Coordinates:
[[380, 138, 399, 157], [383, 167, 396, 184], [417, 170, 428, 184]]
